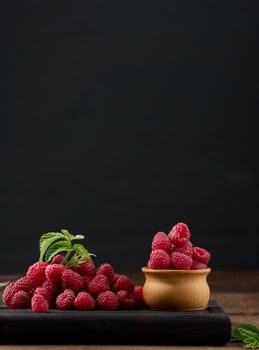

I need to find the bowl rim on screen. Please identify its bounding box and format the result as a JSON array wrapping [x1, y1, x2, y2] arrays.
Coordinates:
[[142, 266, 211, 273]]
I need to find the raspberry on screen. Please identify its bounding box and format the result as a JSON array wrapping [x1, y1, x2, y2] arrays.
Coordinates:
[[42, 279, 61, 295], [73, 259, 96, 276], [96, 263, 115, 283], [10, 291, 31, 309], [31, 294, 49, 313], [51, 254, 64, 264], [133, 286, 144, 308], [56, 289, 75, 310], [10, 277, 35, 299], [113, 275, 135, 293], [172, 240, 193, 257], [26, 262, 48, 287], [169, 243, 176, 255], [2, 282, 15, 306], [62, 269, 83, 292], [88, 274, 110, 295], [190, 261, 207, 270], [81, 276, 91, 291], [168, 223, 190, 247], [151, 232, 171, 253], [74, 292, 96, 310], [171, 252, 192, 270], [116, 290, 135, 309], [112, 273, 119, 286], [45, 264, 65, 282], [193, 247, 211, 265], [97, 291, 119, 310], [34, 287, 52, 303], [114, 274, 119, 281], [148, 249, 171, 269]]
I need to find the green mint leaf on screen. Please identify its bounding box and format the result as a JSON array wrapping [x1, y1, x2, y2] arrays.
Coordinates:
[[39, 232, 65, 261], [38, 228, 95, 268], [0, 281, 10, 289], [72, 235, 85, 240], [232, 324, 259, 341], [61, 229, 75, 241], [44, 240, 72, 262], [61, 229, 84, 240], [61, 229, 85, 242], [243, 336, 259, 349], [240, 328, 259, 339], [65, 253, 85, 268], [72, 244, 96, 260]]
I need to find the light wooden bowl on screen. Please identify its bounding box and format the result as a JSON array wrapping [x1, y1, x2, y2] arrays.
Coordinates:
[[142, 267, 211, 310]]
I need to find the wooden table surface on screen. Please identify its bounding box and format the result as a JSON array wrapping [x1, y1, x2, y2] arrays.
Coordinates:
[[0, 271, 258, 350]]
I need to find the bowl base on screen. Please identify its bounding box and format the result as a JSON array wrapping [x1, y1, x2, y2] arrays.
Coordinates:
[[150, 306, 207, 311]]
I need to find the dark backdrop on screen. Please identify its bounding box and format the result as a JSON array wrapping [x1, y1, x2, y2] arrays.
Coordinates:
[[1, 0, 258, 273]]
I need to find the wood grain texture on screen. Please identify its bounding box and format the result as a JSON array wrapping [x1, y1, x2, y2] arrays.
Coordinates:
[[211, 292, 259, 315], [142, 268, 211, 310], [128, 270, 259, 292]]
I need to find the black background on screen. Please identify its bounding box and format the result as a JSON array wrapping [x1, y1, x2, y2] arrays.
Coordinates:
[[1, 0, 258, 273]]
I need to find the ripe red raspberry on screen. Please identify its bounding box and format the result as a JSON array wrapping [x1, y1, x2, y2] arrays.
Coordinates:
[[151, 232, 171, 253], [42, 279, 61, 295], [31, 294, 49, 313], [171, 252, 192, 270], [193, 247, 211, 265], [172, 240, 193, 257], [96, 263, 115, 283], [113, 275, 135, 293], [88, 274, 110, 295], [133, 286, 144, 308], [26, 262, 48, 287], [168, 223, 190, 246], [148, 249, 171, 269], [2, 282, 15, 306], [62, 269, 83, 292], [81, 276, 91, 291], [109, 273, 119, 288], [97, 291, 119, 310], [116, 290, 135, 309], [190, 261, 208, 270], [73, 259, 96, 276], [10, 290, 31, 309], [56, 289, 75, 310], [34, 287, 52, 303], [170, 243, 176, 252], [74, 292, 96, 310], [112, 274, 119, 285], [51, 254, 64, 264], [45, 264, 65, 282], [10, 277, 35, 298]]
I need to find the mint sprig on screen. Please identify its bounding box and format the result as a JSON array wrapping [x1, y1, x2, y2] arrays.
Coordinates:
[[232, 324, 259, 349], [0, 281, 10, 289], [39, 229, 96, 268]]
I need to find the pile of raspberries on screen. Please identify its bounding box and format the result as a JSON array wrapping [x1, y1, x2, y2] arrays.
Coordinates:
[[2, 256, 144, 313], [147, 223, 211, 270]]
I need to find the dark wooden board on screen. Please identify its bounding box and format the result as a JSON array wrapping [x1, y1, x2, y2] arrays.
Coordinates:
[[0, 300, 231, 345]]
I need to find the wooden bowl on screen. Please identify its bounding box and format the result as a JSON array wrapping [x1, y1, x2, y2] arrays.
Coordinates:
[[142, 267, 211, 310]]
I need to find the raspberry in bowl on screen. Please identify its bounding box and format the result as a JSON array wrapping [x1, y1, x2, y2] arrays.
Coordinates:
[[142, 223, 211, 310]]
